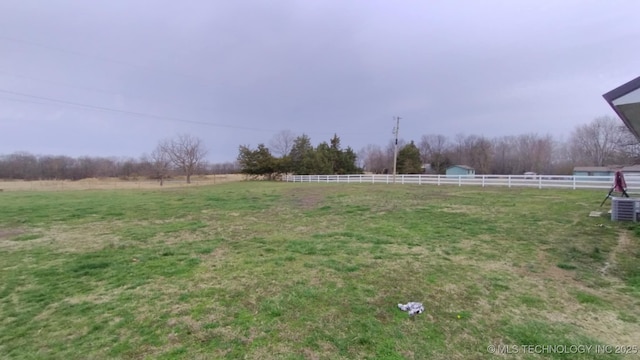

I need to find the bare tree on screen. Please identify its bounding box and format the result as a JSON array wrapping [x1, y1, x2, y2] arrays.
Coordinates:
[[491, 136, 517, 174], [569, 116, 624, 166], [615, 124, 640, 162], [419, 135, 447, 162], [551, 138, 575, 174], [467, 136, 493, 174], [149, 146, 172, 185], [160, 134, 207, 184], [209, 161, 240, 174], [358, 144, 387, 173], [514, 134, 554, 174], [450, 133, 469, 166], [532, 135, 554, 174], [38, 155, 74, 180], [269, 130, 296, 157], [419, 134, 450, 173]]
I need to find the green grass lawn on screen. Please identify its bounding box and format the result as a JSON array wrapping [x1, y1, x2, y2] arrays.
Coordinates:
[[1, 182, 639, 359]]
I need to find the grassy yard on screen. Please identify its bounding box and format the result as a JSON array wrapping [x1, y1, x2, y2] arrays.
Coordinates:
[[1, 182, 639, 359]]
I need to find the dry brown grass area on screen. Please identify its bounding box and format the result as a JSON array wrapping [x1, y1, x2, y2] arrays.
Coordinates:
[[0, 174, 244, 191], [0, 228, 24, 239], [284, 186, 333, 209]]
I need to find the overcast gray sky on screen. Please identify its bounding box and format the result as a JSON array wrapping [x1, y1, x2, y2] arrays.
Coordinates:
[[1, 0, 638, 163]]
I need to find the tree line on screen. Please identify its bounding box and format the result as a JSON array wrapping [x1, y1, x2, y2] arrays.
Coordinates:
[[409, 116, 640, 175], [238, 116, 640, 177], [237, 133, 361, 179], [0, 134, 238, 182], [2, 116, 639, 181], [369, 116, 640, 175]]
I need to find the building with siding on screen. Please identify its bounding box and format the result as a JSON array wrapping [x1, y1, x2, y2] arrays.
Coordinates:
[[446, 165, 475, 177], [573, 167, 614, 177], [572, 165, 640, 181]]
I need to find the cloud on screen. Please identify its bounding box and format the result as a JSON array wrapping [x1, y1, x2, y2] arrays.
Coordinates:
[[0, 0, 638, 162]]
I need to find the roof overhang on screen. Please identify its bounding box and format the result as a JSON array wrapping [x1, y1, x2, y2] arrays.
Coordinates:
[[603, 76, 640, 140]]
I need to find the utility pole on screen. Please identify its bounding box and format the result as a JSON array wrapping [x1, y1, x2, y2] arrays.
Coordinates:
[[392, 116, 400, 184]]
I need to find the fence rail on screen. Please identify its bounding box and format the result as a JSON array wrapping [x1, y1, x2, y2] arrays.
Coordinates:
[[284, 174, 640, 191]]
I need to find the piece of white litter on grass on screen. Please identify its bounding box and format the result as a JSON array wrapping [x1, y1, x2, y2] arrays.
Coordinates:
[[589, 211, 602, 217], [398, 302, 424, 316]]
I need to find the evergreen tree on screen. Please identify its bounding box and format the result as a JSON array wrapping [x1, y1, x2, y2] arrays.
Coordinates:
[[237, 144, 277, 179], [397, 141, 423, 174], [289, 134, 315, 175], [339, 146, 361, 174], [314, 142, 334, 174]]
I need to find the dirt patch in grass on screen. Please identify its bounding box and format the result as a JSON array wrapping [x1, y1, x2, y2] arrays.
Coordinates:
[[0, 174, 244, 192], [285, 187, 331, 209], [441, 205, 483, 214], [600, 231, 632, 277], [64, 292, 117, 305], [534, 250, 579, 284], [1, 225, 117, 252], [0, 228, 24, 239]]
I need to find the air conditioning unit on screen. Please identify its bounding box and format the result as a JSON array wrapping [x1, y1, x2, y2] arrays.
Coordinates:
[[611, 197, 640, 222]]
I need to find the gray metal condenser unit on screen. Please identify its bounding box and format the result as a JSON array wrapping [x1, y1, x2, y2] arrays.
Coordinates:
[[611, 197, 640, 222]]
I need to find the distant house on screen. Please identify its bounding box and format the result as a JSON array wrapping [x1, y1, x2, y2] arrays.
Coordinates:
[[446, 165, 475, 177], [621, 165, 640, 175], [421, 163, 436, 174], [573, 166, 614, 177]]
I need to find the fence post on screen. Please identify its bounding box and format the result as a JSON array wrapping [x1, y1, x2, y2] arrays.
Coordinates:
[[437, 175, 441, 186], [386, 175, 389, 184], [538, 175, 542, 189], [572, 176, 576, 190], [482, 175, 485, 187], [508, 175, 511, 188], [402, 175, 405, 184], [458, 176, 461, 187], [419, 175, 422, 185], [360, 175, 362, 183]]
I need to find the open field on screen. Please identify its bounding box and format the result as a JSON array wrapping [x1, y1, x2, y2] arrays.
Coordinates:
[[0, 174, 244, 192], [1, 182, 639, 359]]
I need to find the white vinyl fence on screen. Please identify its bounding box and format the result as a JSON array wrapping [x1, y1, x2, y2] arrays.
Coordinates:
[[284, 174, 640, 191]]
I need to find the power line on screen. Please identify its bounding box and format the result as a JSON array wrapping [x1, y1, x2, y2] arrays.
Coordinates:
[[0, 89, 364, 139], [1, 35, 171, 75], [0, 35, 219, 90], [0, 89, 274, 132], [0, 36, 383, 139], [0, 70, 383, 138], [0, 69, 131, 97], [0, 69, 224, 116]]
